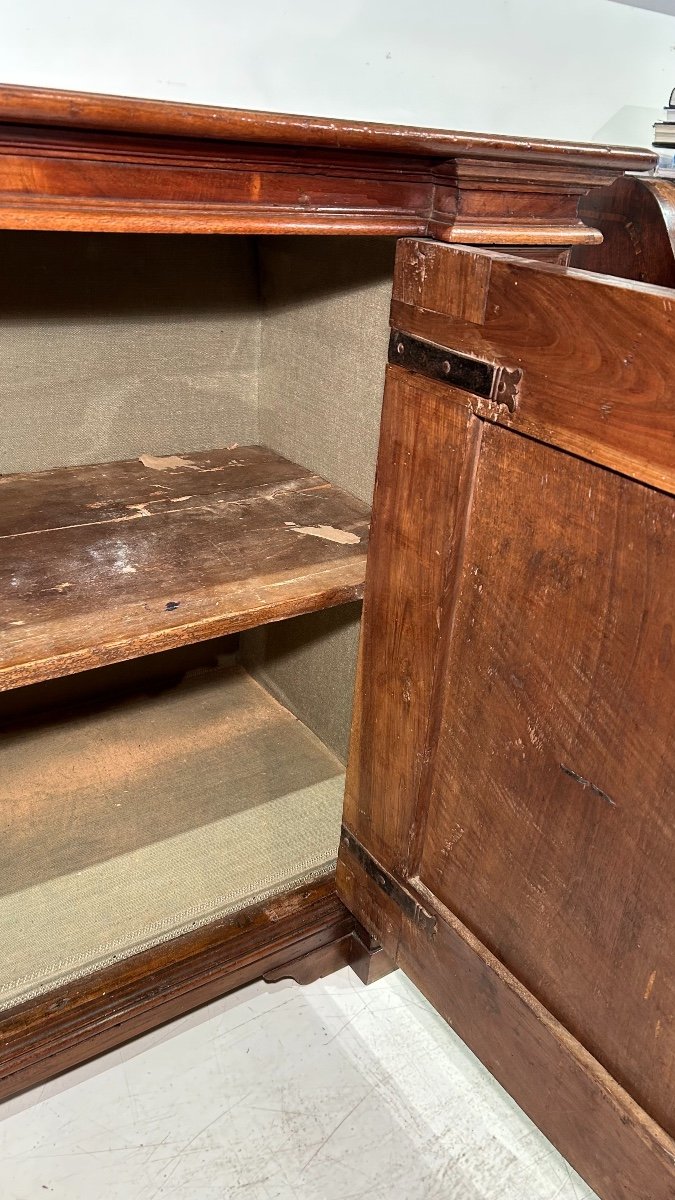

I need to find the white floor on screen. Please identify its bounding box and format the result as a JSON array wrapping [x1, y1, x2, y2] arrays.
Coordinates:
[[0, 968, 597, 1200]]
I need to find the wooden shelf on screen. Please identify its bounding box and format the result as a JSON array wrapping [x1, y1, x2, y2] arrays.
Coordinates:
[[0, 664, 345, 1011], [0, 446, 369, 691]]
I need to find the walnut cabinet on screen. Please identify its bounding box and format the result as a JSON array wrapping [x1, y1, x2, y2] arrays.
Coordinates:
[[0, 84, 671, 1200]]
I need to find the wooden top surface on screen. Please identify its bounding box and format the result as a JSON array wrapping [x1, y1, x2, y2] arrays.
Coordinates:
[[0, 446, 369, 691], [0, 83, 654, 171]]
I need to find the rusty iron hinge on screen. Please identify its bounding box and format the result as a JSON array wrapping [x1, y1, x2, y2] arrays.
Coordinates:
[[389, 329, 521, 413], [340, 827, 437, 936]]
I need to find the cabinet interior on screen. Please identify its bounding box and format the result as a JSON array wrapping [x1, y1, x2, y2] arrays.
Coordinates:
[[0, 231, 395, 1009]]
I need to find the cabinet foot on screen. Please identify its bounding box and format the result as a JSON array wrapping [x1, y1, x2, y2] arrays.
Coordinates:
[[348, 925, 396, 985]]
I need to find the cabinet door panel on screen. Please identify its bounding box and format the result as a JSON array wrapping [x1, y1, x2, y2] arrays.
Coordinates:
[[338, 241, 675, 1200], [417, 424, 675, 1130]]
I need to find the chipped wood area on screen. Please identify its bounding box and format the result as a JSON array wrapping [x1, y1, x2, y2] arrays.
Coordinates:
[[0, 446, 369, 690]]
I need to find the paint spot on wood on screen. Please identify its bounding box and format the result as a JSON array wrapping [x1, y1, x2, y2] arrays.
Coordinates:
[[644, 970, 657, 1000], [139, 454, 226, 474], [287, 523, 360, 545], [139, 454, 194, 471]]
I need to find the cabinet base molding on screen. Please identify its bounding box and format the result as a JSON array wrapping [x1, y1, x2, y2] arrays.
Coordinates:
[[0, 877, 354, 1104]]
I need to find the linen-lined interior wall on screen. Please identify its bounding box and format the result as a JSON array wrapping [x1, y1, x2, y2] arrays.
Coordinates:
[[0, 231, 260, 474], [241, 237, 395, 761], [0, 230, 394, 763]]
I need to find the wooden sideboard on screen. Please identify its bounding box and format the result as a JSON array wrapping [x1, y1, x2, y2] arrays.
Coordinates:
[[1, 83, 671, 1200]]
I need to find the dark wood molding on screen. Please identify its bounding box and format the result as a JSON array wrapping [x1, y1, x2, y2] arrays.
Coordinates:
[[0, 83, 654, 242], [0, 876, 355, 1102]]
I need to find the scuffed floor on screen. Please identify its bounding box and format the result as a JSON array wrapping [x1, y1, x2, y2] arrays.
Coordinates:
[[0, 968, 596, 1199]]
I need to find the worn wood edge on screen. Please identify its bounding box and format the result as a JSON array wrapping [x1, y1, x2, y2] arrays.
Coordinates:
[[429, 218, 604, 246], [389, 296, 675, 497], [0, 875, 354, 1102], [0, 199, 428, 236], [0, 570, 365, 694], [0, 83, 655, 170], [393, 237, 675, 296], [0, 203, 606, 248], [391, 234, 675, 297], [336, 842, 675, 1200]]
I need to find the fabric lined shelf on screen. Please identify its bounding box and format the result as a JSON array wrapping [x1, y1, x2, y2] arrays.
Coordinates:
[[0, 445, 369, 691], [0, 663, 345, 1011]]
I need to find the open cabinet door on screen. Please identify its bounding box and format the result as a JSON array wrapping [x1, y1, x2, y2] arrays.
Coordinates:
[[337, 242, 675, 1200]]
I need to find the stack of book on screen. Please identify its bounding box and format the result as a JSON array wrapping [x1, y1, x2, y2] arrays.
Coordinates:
[[654, 89, 675, 173]]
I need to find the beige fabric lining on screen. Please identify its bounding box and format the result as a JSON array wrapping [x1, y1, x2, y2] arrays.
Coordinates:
[[0, 666, 344, 1011], [257, 236, 395, 507], [0, 232, 260, 474], [242, 237, 394, 759], [0, 236, 393, 1004]]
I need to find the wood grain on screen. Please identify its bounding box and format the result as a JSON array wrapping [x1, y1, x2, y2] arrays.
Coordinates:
[[338, 840, 675, 1200], [341, 366, 481, 870], [0, 446, 369, 690], [0, 877, 354, 1102], [418, 424, 675, 1134], [340, 237, 675, 1200], [572, 175, 675, 285], [392, 241, 675, 493], [0, 84, 654, 242], [0, 83, 654, 167]]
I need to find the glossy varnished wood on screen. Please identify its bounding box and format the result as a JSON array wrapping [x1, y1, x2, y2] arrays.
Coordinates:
[[0, 83, 654, 165], [0, 84, 653, 242], [0, 446, 369, 690], [0, 877, 354, 1102]]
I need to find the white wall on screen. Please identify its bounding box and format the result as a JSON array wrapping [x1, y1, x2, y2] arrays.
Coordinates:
[[0, 0, 673, 147]]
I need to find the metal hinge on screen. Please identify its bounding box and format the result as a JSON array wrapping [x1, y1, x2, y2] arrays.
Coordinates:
[[389, 329, 522, 414], [340, 827, 437, 936]]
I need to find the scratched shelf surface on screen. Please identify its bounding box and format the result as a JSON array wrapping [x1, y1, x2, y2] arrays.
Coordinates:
[[0, 446, 369, 691]]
